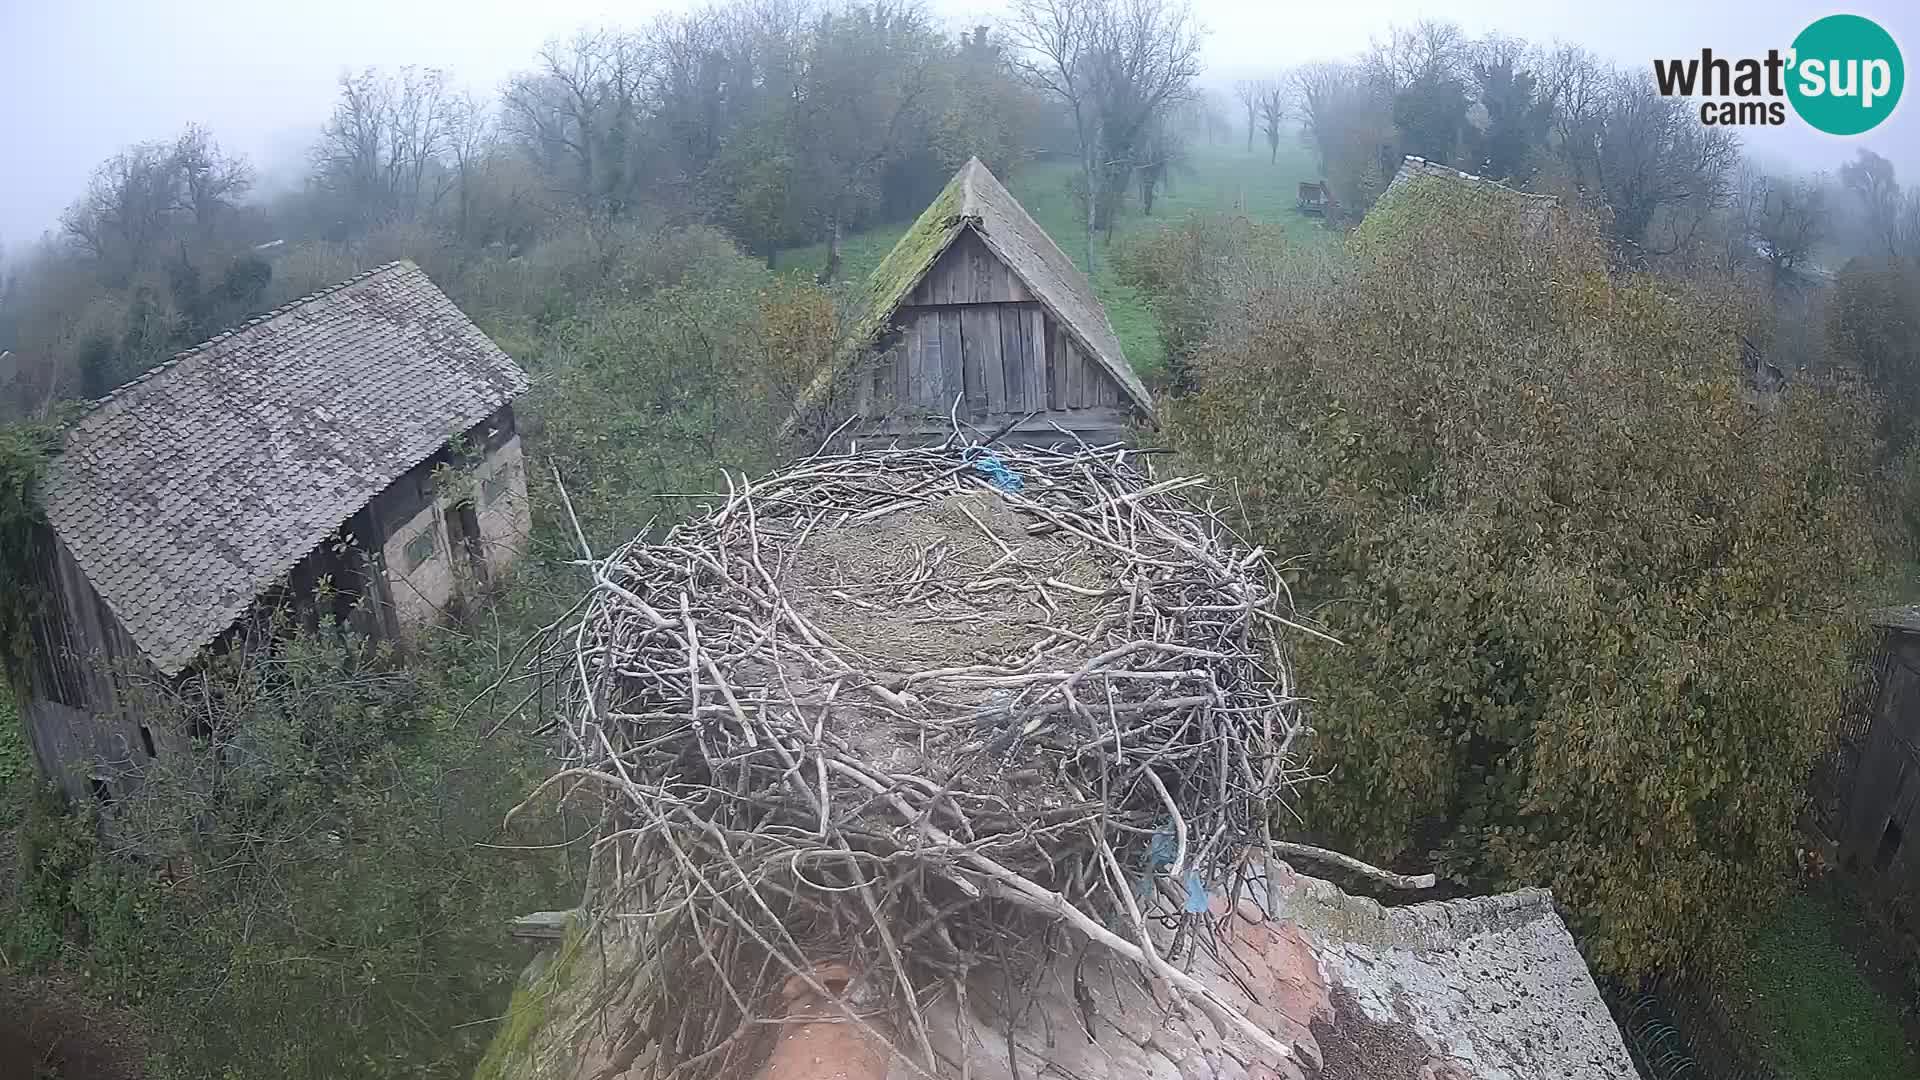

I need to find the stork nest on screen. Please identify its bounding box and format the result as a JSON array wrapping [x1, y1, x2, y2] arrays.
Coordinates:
[[526, 439, 1313, 1078]]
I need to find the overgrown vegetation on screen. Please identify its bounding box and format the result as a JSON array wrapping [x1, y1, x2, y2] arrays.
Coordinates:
[[0, 205, 846, 1075], [2, 610, 586, 1079], [1165, 197, 1886, 976], [0, 420, 59, 684], [6, 0, 1920, 1074]]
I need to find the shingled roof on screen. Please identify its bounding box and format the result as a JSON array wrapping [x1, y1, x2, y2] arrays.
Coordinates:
[[1367, 155, 1562, 235], [41, 261, 527, 676], [839, 157, 1152, 415]]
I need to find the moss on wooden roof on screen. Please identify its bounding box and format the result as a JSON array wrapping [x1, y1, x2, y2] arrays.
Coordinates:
[[848, 167, 972, 349], [1354, 156, 1561, 252], [804, 158, 1152, 421]]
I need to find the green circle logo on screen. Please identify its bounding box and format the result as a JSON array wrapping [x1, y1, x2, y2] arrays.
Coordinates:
[[1788, 14, 1904, 135]]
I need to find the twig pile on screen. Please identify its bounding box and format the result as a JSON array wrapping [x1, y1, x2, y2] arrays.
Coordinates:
[[530, 438, 1312, 1077]]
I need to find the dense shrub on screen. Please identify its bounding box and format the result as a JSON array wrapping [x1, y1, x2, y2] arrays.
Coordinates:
[[1113, 212, 1298, 391], [1829, 258, 1920, 452], [1165, 200, 1885, 975], [530, 233, 844, 546], [3, 613, 581, 1080]]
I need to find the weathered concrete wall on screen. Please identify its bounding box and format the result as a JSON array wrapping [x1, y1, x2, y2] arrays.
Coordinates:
[[471, 434, 532, 579], [368, 407, 530, 637], [380, 500, 458, 632]]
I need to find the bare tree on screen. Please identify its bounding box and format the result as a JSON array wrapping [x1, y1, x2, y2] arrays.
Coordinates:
[[1552, 68, 1740, 260], [1294, 61, 1394, 214], [171, 125, 252, 237], [1365, 19, 1469, 94], [1253, 79, 1286, 164], [1004, 0, 1204, 270], [62, 141, 181, 279], [502, 31, 653, 222], [1232, 79, 1257, 153], [313, 67, 459, 226], [444, 92, 495, 243], [62, 130, 252, 283], [1754, 174, 1830, 284]]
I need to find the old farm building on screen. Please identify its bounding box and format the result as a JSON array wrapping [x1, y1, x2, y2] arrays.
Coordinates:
[[824, 157, 1154, 445], [1829, 605, 1920, 906], [17, 261, 531, 800], [1364, 155, 1562, 236]]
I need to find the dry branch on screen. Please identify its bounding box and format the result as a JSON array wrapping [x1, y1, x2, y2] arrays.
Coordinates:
[[528, 439, 1314, 1077]]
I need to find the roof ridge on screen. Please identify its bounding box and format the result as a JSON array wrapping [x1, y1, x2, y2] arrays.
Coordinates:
[[77, 259, 415, 415], [1271, 864, 1560, 950], [1399, 155, 1558, 203]]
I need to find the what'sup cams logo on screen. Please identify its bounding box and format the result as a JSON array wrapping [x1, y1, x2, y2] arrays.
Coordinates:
[[1653, 14, 1903, 134]]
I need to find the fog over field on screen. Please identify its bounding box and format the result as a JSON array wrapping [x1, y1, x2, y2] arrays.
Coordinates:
[[2, 0, 1913, 246]]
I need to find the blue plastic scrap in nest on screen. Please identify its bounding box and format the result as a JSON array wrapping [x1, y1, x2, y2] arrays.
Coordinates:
[[1139, 826, 1211, 913], [964, 447, 1025, 493]]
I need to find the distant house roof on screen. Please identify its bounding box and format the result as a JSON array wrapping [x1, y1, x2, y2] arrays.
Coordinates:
[[1367, 155, 1561, 235], [836, 157, 1153, 417], [41, 260, 528, 675]]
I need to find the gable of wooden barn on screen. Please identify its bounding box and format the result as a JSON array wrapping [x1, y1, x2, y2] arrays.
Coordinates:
[[816, 157, 1154, 445]]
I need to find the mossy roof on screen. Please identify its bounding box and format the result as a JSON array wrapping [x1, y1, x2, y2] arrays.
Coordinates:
[[1356, 156, 1561, 246], [824, 158, 1152, 418]]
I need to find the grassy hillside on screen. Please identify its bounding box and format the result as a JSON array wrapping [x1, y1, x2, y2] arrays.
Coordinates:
[[785, 141, 1328, 382]]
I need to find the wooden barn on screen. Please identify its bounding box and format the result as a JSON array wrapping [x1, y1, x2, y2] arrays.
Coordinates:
[[1834, 606, 1920, 913], [14, 261, 532, 801], [812, 157, 1154, 446]]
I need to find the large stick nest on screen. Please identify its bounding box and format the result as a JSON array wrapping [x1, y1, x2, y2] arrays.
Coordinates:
[[533, 439, 1312, 1077]]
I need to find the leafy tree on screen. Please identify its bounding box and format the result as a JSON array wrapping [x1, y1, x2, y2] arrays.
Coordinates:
[[1391, 71, 1469, 163], [1293, 61, 1395, 216], [1162, 192, 1883, 976], [1113, 211, 1289, 392], [1830, 257, 1920, 452], [792, 2, 944, 281], [1469, 37, 1554, 182]]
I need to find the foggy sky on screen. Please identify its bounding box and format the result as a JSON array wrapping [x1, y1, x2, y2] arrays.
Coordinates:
[[1, 0, 1915, 248]]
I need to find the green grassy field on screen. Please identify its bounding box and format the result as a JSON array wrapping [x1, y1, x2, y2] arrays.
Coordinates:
[[786, 141, 1328, 381], [1722, 891, 1919, 1080]]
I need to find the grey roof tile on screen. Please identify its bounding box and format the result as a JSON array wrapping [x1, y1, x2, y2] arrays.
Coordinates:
[[42, 260, 527, 676]]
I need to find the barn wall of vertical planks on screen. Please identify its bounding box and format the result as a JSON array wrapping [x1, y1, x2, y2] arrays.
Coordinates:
[[854, 230, 1132, 442]]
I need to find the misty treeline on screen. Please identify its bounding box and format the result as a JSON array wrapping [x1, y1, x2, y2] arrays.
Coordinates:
[[1260, 20, 1920, 281], [0, 0, 1226, 419]]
